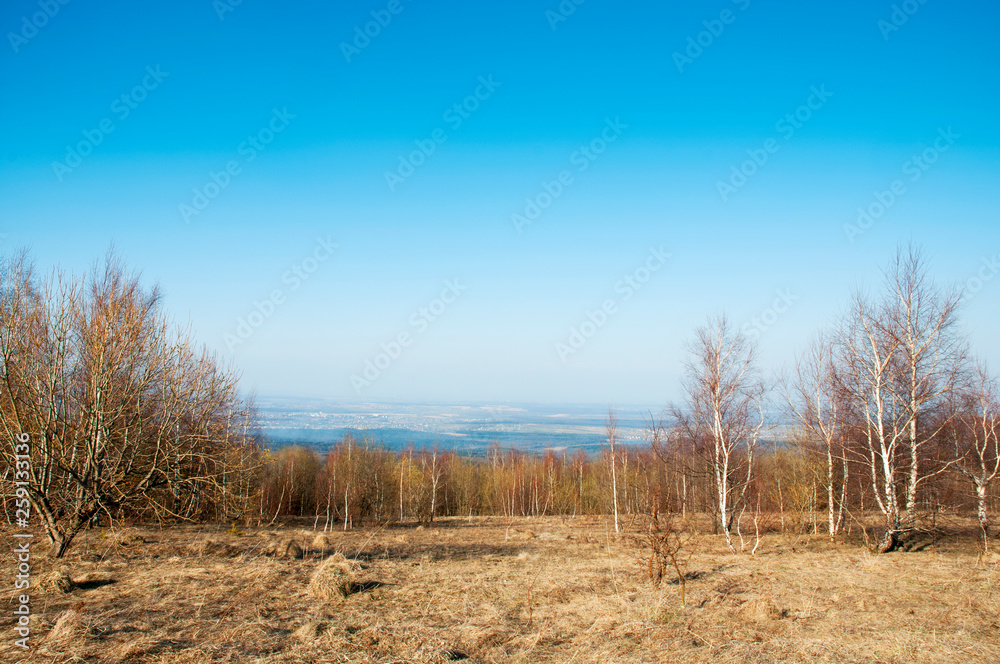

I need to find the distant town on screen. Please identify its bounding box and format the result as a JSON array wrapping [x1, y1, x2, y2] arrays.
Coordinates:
[[257, 397, 656, 453]]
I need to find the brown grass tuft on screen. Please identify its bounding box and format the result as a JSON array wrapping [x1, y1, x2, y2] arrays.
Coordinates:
[[45, 607, 83, 643], [38, 568, 75, 594], [737, 597, 786, 623], [307, 553, 358, 600], [263, 538, 304, 559], [292, 620, 329, 642], [190, 538, 240, 557]]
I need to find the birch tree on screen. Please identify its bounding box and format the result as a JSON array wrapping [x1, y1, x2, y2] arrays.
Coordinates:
[[837, 288, 911, 552], [836, 247, 968, 552], [786, 334, 849, 537], [605, 408, 620, 533], [671, 314, 765, 553], [953, 362, 1000, 548], [882, 246, 967, 515]]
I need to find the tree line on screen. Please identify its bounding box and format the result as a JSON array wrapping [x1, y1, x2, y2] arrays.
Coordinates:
[[3, 246, 998, 557], [257, 245, 1000, 553]]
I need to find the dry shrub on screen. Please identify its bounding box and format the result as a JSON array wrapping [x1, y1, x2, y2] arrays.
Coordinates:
[[312, 533, 331, 550], [38, 568, 75, 594], [8, 517, 996, 664], [642, 513, 699, 606], [308, 553, 358, 600]]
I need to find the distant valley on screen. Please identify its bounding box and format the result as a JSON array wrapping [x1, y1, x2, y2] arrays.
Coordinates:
[[257, 397, 660, 454]]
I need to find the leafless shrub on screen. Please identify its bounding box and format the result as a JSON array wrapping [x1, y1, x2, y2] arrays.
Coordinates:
[[643, 511, 699, 607], [670, 313, 765, 553]]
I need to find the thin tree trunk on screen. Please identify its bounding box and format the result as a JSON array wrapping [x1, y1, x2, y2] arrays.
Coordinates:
[[827, 445, 836, 538]]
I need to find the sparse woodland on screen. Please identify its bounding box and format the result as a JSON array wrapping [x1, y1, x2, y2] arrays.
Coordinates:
[[3, 246, 999, 560], [257, 246, 1000, 557], [3, 247, 1000, 664]]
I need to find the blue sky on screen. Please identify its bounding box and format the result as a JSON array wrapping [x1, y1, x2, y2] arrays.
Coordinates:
[[1, 0, 998, 404]]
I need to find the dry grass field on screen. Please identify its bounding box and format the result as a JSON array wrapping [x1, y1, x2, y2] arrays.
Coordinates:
[[3, 516, 999, 663]]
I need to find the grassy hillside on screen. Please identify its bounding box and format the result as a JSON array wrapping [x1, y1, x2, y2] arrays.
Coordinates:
[[4, 516, 998, 663]]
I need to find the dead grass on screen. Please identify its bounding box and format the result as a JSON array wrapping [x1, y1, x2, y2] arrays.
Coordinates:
[[2, 516, 998, 663]]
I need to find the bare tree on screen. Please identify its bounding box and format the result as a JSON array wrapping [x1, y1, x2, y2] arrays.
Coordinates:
[[785, 334, 849, 537], [837, 288, 910, 552], [605, 408, 620, 533], [671, 314, 765, 553], [645, 508, 699, 607], [0, 252, 259, 556], [883, 246, 968, 515], [953, 362, 1000, 549], [836, 246, 968, 552], [418, 444, 447, 525]]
